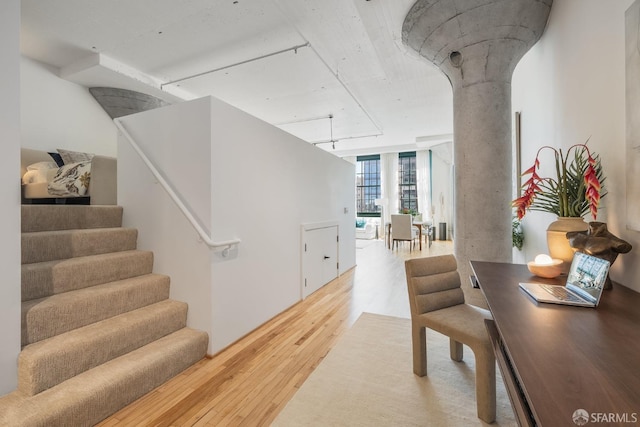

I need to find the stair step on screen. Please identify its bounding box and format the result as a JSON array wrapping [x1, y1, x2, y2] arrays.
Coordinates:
[[18, 299, 188, 396], [22, 250, 154, 301], [11, 205, 210, 426], [22, 205, 123, 232], [22, 227, 138, 264], [0, 328, 208, 427], [22, 273, 170, 346]]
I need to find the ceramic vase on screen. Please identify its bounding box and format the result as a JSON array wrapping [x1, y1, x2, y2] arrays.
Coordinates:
[[546, 217, 588, 273]]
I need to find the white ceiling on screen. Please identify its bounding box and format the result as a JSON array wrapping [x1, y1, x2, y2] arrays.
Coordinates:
[[20, 0, 454, 157]]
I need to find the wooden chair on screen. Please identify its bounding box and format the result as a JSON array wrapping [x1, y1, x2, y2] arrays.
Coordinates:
[[391, 214, 418, 250], [404, 255, 496, 423]]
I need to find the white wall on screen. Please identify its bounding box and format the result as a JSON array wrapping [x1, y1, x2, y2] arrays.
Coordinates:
[[513, 0, 639, 291], [117, 97, 213, 351], [118, 96, 356, 354], [209, 96, 355, 352], [20, 56, 117, 155], [0, 0, 21, 394], [430, 143, 453, 239]]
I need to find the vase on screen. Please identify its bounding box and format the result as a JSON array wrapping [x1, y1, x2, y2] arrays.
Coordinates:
[[546, 217, 588, 273]]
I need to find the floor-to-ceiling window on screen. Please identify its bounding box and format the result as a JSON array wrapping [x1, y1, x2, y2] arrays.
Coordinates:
[[398, 151, 417, 214], [356, 155, 381, 217]]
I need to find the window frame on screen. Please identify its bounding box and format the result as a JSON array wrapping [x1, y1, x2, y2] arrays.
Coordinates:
[[355, 154, 381, 218], [398, 151, 418, 214]]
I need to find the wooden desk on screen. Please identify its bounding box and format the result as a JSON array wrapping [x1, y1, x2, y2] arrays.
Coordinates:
[[471, 261, 640, 426]]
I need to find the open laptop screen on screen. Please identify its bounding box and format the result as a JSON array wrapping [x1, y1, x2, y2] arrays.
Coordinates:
[[566, 252, 610, 303]]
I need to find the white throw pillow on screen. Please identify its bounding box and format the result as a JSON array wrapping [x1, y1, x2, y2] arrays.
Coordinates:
[[27, 161, 57, 171], [22, 170, 49, 185]]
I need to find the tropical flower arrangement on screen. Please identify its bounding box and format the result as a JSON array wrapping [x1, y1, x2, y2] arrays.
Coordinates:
[[512, 142, 605, 220]]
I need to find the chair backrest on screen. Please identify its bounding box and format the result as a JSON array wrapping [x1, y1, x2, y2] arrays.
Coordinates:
[[391, 214, 413, 240], [405, 254, 465, 315]]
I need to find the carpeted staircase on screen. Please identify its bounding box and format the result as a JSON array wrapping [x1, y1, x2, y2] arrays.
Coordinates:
[[0, 205, 208, 426]]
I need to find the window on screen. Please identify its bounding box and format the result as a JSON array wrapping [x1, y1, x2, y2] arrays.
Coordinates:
[[356, 155, 381, 217], [398, 151, 417, 213]]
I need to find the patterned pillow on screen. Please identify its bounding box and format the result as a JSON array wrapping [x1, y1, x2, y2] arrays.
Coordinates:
[[47, 161, 92, 197], [57, 149, 94, 164]]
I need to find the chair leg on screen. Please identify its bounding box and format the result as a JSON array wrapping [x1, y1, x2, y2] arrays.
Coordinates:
[[449, 338, 463, 362], [474, 347, 497, 423], [411, 324, 427, 376]]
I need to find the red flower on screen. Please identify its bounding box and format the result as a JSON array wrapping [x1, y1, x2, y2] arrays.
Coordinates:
[[512, 155, 544, 220], [512, 142, 605, 220], [584, 159, 601, 219]]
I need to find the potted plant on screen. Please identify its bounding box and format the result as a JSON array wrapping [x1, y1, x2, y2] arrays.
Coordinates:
[[512, 214, 524, 251], [512, 140, 606, 266], [400, 207, 418, 216]]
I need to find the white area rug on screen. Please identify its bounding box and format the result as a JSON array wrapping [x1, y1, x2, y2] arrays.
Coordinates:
[[273, 313, 516, 427]]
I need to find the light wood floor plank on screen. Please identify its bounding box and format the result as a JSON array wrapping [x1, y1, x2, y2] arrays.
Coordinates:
[[97, 239, 453, 426]]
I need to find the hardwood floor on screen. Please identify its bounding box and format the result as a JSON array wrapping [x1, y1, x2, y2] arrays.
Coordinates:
[[98, 239, 453, 426]]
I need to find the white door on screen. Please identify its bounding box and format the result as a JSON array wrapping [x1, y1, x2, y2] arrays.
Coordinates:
[[302, 225, 338, 299]]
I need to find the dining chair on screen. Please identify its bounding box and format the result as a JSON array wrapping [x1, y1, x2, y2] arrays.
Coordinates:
[[404, 254, 496, 423], [390, 214, 418, 250]]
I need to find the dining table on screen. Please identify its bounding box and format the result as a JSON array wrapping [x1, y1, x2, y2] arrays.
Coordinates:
[[385, 220, 430, 250]]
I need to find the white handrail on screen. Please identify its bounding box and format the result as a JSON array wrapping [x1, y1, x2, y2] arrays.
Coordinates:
[[114, 119, 240, 256]]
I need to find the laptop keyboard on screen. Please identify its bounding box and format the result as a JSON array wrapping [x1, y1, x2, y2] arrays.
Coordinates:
[[541, 284, 582, 302]]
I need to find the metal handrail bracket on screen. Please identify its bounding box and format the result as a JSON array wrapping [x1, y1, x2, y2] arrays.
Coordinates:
[[114, 119, 240, 257]]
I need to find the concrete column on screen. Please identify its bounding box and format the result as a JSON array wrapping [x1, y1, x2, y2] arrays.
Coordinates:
[[403, 0, 552, 306]]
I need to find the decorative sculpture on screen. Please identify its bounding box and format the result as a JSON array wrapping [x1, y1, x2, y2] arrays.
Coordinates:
[[567, 222, 632, 289]]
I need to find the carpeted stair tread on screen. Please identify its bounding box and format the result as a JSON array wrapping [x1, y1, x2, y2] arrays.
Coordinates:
[[9, 205, 209, 426], [21, 205, 123, 232], [18, 299, 189, 396], [22, 250, 154, 301], [0, 327, 208, 427], [22, 227, 138, 264], [22, 273, 170, 346]]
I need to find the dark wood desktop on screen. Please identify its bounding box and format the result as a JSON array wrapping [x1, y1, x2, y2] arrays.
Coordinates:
[[471, 261, 640, 427]]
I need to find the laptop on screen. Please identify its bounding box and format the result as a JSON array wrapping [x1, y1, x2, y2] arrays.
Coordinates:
[[519, 252, 610, 307]]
